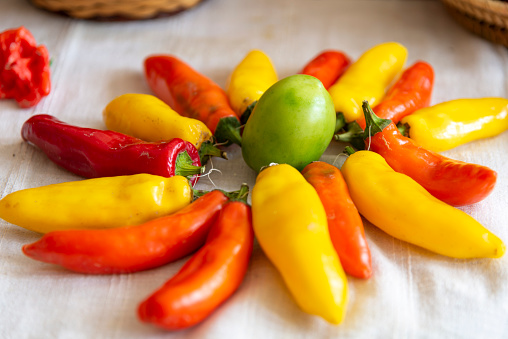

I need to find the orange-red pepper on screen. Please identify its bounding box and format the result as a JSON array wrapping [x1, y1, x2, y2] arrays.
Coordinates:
[[299, 50, 350, 89], [302, 161, 372, 279], [22, 190, 229, 274], [138, 188, 253, 330]]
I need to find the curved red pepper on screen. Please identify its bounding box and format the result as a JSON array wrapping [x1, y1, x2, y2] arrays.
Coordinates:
[[22, 190, 230, 274], [302, 161, 372, 279], [21, 114, 203, 186], [144, 55, 242, 146], [138, 198, 253, 330], [299, 50, 350, 89], [362, 102, 497, 207], [0, 26, 51, 108]]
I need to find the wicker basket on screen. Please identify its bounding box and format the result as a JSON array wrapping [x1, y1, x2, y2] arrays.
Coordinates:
[[29, 0, 205, 20], [440, 0, 508, 47]]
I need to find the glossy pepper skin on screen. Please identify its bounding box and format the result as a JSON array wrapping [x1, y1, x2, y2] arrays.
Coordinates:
[[21, 114, 203, 186], [341, 150, 505, 259], [302, 161, 372, 279], [22, 190, 229, 274], [138, 188, 253, 330], [226, 49, 278, 123], [399, 98, 508, 152], [361, 101, 497, 206], [0, 26, 51, 108], [103, 93, 214, 151], [252, 164, 348, 324], [0, 174, 192, 233], [328, 42, 407, 123], [144, 55, 242, 146], [299, 50, 350, 90]]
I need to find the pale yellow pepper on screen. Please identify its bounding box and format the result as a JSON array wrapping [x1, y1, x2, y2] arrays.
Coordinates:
[[251, 164, 348, 324], [341, 150, 505, 259], [103, 93, 212, 150], [0, 174, 192, 233], [226, 49, 278, 118], [400, 97, 508, 152], [328, 42, 407, 122]]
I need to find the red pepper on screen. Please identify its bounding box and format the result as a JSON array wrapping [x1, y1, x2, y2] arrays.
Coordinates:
[[302, 161, 372, 279], [0, 26, 51, 108], [360, 101, 497, 206], [138, 186, 253, 330], [21, 114, 203, 186], [144, 55, 242, 146], [299, 50, 350, 90], [22, 190, 231, 274]]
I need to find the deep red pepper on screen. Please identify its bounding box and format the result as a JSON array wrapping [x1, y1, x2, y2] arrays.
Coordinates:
[[299, 50, 350, 89], [361, 102, 497, 207], [0, 26, 51, 108], [22, 190, 230, 274], [138, 186, 253, 330], [144, 55, 242, 146], [21, 114, 203, 186]]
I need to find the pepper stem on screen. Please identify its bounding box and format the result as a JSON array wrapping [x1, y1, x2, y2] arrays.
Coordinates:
[[192, 183, 250, 203], [335, 113, 347, 133], [175, 151, 205, 178], [240, 101, 257, 125], [397, 122, 410, 137], [215, 116, 242, 146], [334, 121, 365, 150], [361, 101, 392, 140], [344, 146, 356, 156], [198, 140, 228, 165]]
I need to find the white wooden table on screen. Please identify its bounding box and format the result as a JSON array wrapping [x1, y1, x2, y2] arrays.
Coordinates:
[[1, 0, 507, 338]]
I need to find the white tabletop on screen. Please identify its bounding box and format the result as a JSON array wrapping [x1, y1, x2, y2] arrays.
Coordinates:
[[1, 0, 507, 338]]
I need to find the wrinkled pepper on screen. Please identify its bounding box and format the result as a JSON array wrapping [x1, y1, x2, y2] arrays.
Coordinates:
[[251, 164, 348, 324], [299, 50, 350, 90], [138, 185, 253, 330], [399, 98, 508, 152], [302, 161, 372, 279], [0, 26, 51, 108], [360, 101, 497, 206], [144, 55, 242, 146], [328, 42, 407, 126], [0, 174, 192, 233], [22, 114, 203, 186], [23, 189, 231, 274], [341, 149, 505, 259], [102, 93, 225, 162], [226, 49, 278, 124]]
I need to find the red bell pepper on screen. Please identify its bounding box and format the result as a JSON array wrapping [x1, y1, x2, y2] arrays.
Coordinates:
[[0, 26, 51, 108], [21, 114, 203, 186]]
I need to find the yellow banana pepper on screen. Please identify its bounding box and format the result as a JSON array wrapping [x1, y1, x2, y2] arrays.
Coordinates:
[[341, 150, 505, 259], [399, 97, 508, 152], [226, 49, 278, 121], [0, 174, 192, 233], [103, 93, 213, 150], [251, 164, 348, 324], [328, 42, 407, 122]]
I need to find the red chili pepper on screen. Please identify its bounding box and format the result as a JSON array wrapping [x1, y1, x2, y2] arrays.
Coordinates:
[[361, 101, 497, 206], [22, 190, 231, 274], [21, 114, 203, 186], [138, 186, 253, 330], [302, 161, 372, 279], [0, 26, 51, 108], [299, 50, 350, 89], [144, 55, 242, 146]]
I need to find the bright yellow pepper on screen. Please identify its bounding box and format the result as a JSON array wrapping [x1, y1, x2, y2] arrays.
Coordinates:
[[341, 150, 505, 259], [399, 97, 508, 152], [0, 174, 192, 233], [103, 93, 213, 150], [226, 49, 278, 120], [328, 42, 407, 122], [251, 164, 348, 324]]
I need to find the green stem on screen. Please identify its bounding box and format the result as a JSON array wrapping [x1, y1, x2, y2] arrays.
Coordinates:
[[361, 101, 392, 140], [335, 113, 347, 133], [397, 121, 410, 137], [240, 101, 257, 125], [215, 116, 242, 146], [344, 146, 356, 156], [198, 140, 228, 165], [175, 151, 204, 178]]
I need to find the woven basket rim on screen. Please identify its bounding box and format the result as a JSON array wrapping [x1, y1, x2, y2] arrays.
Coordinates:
[[441, 0, 508, 18]]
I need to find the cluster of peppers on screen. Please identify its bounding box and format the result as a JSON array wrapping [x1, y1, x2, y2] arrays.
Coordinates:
[[0, 38, 507, 329]]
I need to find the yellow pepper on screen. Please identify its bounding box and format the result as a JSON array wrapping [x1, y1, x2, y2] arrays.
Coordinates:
[[0, 174, 192, 233], [341, 150, 505, 259], [251, 164, 348, 324], [103, 93, 213, 150], [226, 49, 278, 121], [328, 42, 407, 123], [399, 97, 508, 152]]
